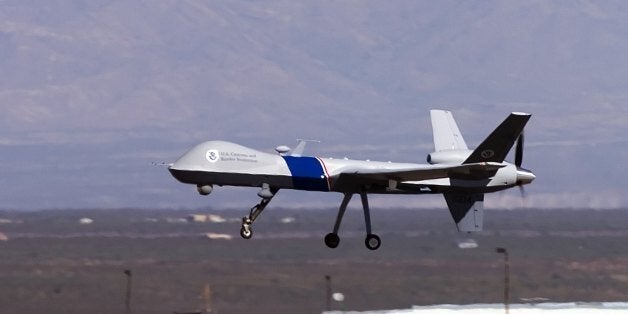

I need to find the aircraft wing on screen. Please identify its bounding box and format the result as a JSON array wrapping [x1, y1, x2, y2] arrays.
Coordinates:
[[337, 162, 505, 183]]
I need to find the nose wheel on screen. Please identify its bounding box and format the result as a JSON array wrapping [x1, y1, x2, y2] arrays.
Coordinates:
[[239, 185, 278, 240], [240, 217, 253, 239]]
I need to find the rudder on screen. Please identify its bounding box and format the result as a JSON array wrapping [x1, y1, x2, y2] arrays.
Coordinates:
[[443, 193, 484, 232]]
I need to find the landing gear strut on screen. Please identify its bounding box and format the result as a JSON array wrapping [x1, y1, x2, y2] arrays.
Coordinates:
[[324, 191, 381, 250], [240, 184, 278, 239]]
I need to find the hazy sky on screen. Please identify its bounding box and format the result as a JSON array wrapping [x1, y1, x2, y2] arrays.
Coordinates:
[[1, 1, 627, 210]]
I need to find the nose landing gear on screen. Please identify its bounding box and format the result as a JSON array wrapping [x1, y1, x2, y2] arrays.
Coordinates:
[[239, 184, 278, 239]]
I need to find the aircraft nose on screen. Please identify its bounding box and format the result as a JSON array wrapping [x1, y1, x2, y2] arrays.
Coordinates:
[[168, 159, 181, 171], [516, 168, 536, 185]]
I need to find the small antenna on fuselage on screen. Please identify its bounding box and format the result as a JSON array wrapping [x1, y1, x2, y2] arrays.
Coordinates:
[[290, 139, 321, 157]]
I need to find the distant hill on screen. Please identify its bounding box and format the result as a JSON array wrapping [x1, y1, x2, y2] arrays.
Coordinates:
[[0, 1, 626, 209]]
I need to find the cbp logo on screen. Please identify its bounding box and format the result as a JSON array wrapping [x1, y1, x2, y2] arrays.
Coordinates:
[[205, 149, 219, 163], [480, 149, 495, 159]]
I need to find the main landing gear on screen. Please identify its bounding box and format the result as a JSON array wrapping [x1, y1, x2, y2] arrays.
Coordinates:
[[238, 184, 381, 250], [324, 192, 381, 250], [240, 183, 278, 239]]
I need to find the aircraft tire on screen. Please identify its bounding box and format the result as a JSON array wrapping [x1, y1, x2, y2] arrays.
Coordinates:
[[365, 234, 381, 250], [240, 226, 252, 239], [324, 233, 340, 248]]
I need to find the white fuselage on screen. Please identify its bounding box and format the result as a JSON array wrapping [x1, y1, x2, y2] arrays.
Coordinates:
[[168, 141, 524, 195]]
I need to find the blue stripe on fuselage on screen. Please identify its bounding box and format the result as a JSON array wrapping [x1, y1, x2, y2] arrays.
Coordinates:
[[282, 156, 329, 191]]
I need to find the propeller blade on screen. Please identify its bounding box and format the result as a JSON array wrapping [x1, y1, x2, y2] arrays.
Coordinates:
[[518, 185, 527, 198], [515, 132, 524, 167]]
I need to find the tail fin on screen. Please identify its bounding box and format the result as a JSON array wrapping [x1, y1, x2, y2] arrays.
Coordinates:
[[430, 110, 468, 151], [463, 112, 531, 164], [444, 193, 484, 232]]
